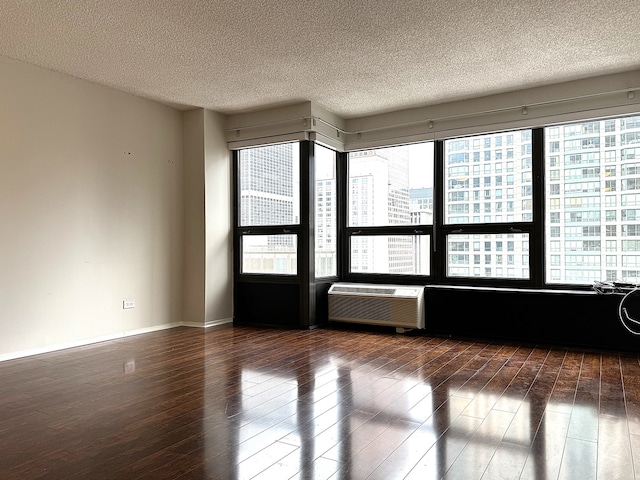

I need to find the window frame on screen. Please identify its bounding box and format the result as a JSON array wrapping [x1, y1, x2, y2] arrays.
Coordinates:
[[233, 141, 305, 282], [232, 112, 640, 293], [433, 129, 544, 288], [341, 142, 435, 283]]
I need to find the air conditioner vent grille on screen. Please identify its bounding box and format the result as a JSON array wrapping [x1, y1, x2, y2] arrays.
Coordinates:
[[330, 296, 393, 322], [328, 283, 425, 329]]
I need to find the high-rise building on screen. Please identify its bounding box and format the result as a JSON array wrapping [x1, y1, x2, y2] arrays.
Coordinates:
[[239, 143, 298, 227], [239, 143, 299, 274], [238, 118, 640, 282], [315, 173, 337, 278], [348, 147, 415, 273], [545, 117, 640, 284], [409, 187, 433, 273], [444, 131, 531, 279], [410, 187, 433, 225], [442, 118, 640, 284]]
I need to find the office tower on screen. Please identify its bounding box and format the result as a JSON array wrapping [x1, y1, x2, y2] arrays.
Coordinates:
[[239, 142, 298, 227], [239, 143, 299, 274], [315, 151, 337, 277], [444, 131, 531, 279], [349, 147, 415, 273], [546, 117, 640, 284]]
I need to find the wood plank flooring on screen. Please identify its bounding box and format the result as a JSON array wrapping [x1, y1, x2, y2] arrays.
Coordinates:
[[1, 324, 640, 479]]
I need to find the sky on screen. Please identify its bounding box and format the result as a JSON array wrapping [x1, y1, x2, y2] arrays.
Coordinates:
[[407, 142, 434, 189]]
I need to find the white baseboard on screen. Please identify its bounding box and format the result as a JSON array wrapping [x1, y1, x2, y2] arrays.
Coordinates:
[[0, 318, 236, 363], [124, 322, 184, 337], [183, 317, 233, 328], [205, 317, 233, 328], [0, 322, 183, 363]]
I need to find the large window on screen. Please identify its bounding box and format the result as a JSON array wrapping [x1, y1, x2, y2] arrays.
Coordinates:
[[237, 142, 300, 275], [443, 130, 533, 280], [346, 142, 433, 276], [234, 113, 640, 290], [545, 116, 640, 285]]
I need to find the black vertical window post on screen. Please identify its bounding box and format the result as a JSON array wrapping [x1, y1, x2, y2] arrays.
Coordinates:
[[299, 141, 315, 328], [531, 127, 545, 288]]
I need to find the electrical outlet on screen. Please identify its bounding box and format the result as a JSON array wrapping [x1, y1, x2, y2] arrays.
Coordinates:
[[123, 299, 135, 309], [123, 359, 136, 373]]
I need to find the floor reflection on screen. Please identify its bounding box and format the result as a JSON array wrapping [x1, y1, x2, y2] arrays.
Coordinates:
[[197, 330, 632, 480], [2, 326, 635, 479], [257, 368, 565, 479]]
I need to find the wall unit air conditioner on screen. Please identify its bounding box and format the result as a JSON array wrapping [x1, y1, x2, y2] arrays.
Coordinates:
[[328, 283, 425, 331]]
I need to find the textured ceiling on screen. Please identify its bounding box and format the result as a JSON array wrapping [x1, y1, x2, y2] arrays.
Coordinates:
[[1, 0, 639, 118]]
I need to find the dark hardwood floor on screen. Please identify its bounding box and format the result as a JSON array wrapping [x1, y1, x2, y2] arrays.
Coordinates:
[[1, 324, 639, 479]]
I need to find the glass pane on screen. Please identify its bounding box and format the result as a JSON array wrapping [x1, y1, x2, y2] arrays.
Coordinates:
[[444, 130, 532, 224], [446, 233, 529, 279], [348, 142, 434, 227], [315, 145, 337, 278], [242, 235, 297, 274], [545, 115, 640, 285], [238, 143, 300, 227], [350, 235, 430, 275]]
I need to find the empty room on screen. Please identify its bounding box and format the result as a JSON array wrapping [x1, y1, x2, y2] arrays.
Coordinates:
[[1, 1, 640, 479]]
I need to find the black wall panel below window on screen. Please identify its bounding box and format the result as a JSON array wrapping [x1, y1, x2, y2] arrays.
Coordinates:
[[234, 282, 300, 327], [424, 287, 637, 352], [313, 282, 333, 327]]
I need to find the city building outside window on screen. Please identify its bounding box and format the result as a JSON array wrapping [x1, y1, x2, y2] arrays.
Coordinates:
[[443, 130, 533, 280], [545, 115, 640, 285], [315, 145, 337, 278], [347, 142, 433, 275], [238, 142, 300, 275], [234, 113, 640, 288]]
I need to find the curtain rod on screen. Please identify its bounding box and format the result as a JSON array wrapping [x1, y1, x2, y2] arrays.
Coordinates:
[[227, 87, 639, 137]]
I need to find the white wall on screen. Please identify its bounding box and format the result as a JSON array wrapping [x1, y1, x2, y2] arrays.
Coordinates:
[[182, 109, 206, 326], [204, 110, 233, 326], [0, 56, 185, 359], [182, 109, 233, 328]]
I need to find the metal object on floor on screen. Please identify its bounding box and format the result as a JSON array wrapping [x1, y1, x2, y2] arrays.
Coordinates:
[[593, 281, 640, 335]]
